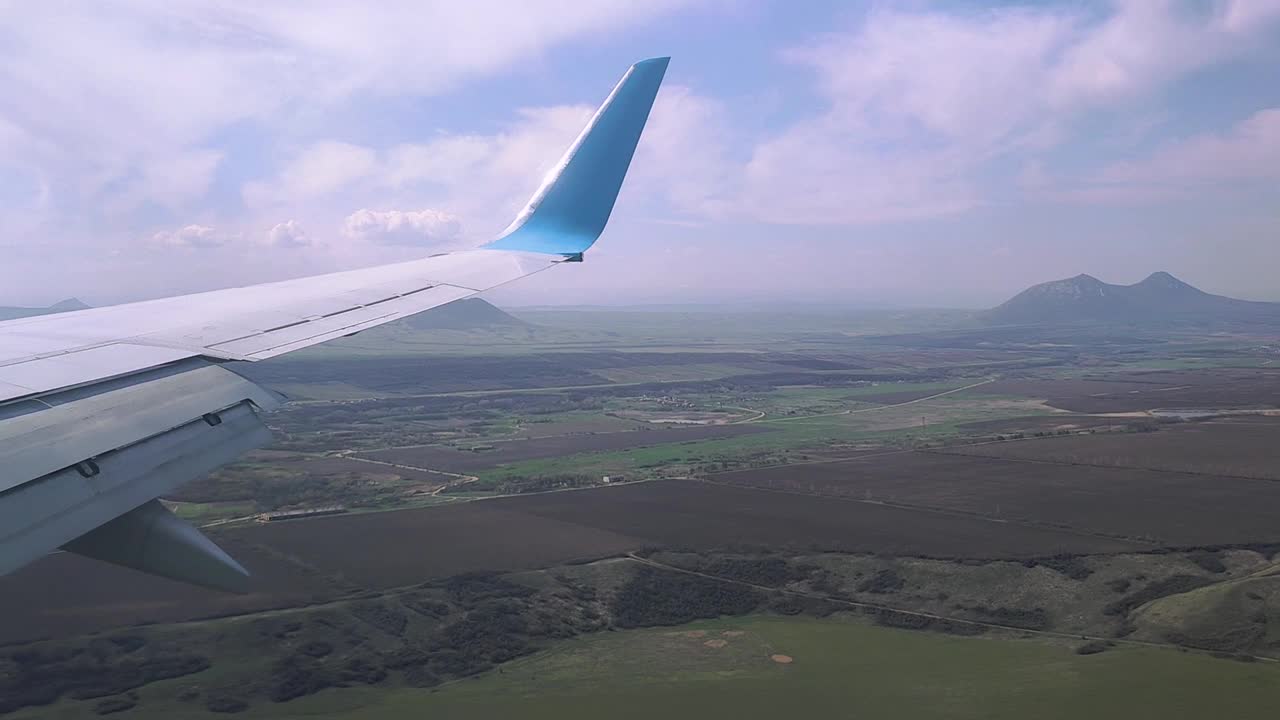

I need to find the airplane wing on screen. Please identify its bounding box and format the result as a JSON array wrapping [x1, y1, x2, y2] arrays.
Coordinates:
[[0, 57, 669, 592]]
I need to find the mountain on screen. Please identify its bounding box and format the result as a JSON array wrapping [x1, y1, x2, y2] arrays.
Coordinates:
[[0, 298, 90, 321], [400, 298, 526, 330], [986, 272, 1280, 326]]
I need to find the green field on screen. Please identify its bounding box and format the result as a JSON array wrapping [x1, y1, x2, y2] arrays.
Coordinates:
[[169, 615, 1280, 720]]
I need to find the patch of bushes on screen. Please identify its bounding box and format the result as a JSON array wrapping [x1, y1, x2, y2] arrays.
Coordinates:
[[1105, 578, 1131, 593], [298, 641, 333, 658], [268, 656, 334, 703], [611, 566, 762, 628], [107, 636, 145, 654], [1024, 555, 1093, 580], [93, 696, 136, 715], [435, 572, 535, 603], [768, 595, 838, 618], [0, 648, 211, 715], [856, 569, 905, 594], [1189, 550, 1227, 574], [700, 556, 809, 588], [1104, 575, 1214, 617], [870, 608, 984, 636], [339, 656, 387, 685], [807, 568, 844, 596], [1075, 641, 1114, 655], [349, 601, 408, 635], [1165, 626, 1265, 653], [205, 696, 249, 713], [957, 604, 1049, 631], [487, 474, 601, 494], [404, 666, 441, 687], [402, 594, 452, 619]]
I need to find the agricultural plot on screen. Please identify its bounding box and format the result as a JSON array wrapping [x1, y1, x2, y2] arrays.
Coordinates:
[[359, 425, 774, 472], [712, 449, 1280, 545], [944, 417, 1280, 480], [0, 531, 342, 645], [252, 479, 1136, 586], [976, 369, 1280, 413], [956, 415, 1148, 434], [243, 354, 614, 397], [0, 479, 1136, 645], [240, 497, 646, 588], [500, 480, 1138, 558], [171, 453, 455, 514]]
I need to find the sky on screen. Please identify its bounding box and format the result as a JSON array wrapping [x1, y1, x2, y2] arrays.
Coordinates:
[[1, 0, 1278, 309]]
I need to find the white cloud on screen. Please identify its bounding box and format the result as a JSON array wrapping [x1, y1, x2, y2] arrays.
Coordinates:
[[733, 1, 1280, 224], [0, 1, 691, 226], [1092, 108, 1280, 191], [250, 104, 595, 240], [150, 224, 226, 249], [243, 141, 376, 208], [342, 209, 463, 247], [265, 220, 312, 248], [1220, 0, 1280, 32]]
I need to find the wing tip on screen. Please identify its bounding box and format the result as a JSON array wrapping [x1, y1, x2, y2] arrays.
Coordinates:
[[635, 56, 671, 69], [484, 56, 669, 257]]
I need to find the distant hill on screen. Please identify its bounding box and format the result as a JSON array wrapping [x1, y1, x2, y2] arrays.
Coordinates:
[[986, 272, 1280, 326], [400, 298, 525, 331], [0, 297, 90, 321]]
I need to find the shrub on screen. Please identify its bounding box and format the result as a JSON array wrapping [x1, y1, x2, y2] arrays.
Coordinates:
[[611, 567, 761, 628], [1075, 641, 1113, 656], [1105, 575, 1214, 617], [856, 569, 905, 594], [205, 696, 249, 713], [1189, 550, 1227, 574], [1105, 578, 1131, 593], [93, 697, 136, 715]]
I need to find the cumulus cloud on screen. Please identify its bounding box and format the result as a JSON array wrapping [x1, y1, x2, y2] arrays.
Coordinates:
[[734, 1, 1280, 224], [1100, 108, 1280, 186], [242, 104, 596, 241], [265, 220, 312, 248], [244, 141, 377, 208], [342, 209, 463, 247], [150, 224, 226, 249], [0, 1, 691, 240]]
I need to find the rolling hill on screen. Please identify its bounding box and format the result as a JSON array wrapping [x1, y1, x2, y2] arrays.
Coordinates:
[[0, 298, 90, 321], [400, 297, 526, 330], [986, 272, 1280, 326]]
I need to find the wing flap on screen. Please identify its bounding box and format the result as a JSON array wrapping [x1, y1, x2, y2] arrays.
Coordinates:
[[0, 359, 282, 494], [0, 395, 273, 577]]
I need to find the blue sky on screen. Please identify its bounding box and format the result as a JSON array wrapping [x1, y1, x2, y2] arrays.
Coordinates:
[[2, 0, 1278, 308]]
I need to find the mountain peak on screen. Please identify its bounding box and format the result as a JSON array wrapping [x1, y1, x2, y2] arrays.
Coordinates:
[[48, 297, 90, 311], [1136, 271, 1199, 293], [985, 271, 1274, 326], [401, 298, 525, 331]]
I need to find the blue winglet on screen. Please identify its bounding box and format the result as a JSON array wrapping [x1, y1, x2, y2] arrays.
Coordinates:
[[485, 57, 669, 257]]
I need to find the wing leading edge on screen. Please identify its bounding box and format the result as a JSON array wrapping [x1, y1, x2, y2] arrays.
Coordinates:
[[0, 57, 669, 591]]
